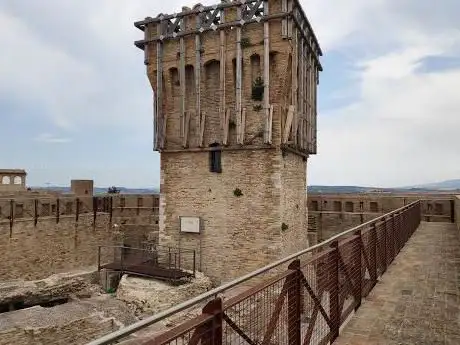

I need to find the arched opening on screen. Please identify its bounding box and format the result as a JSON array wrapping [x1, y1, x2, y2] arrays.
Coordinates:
[[250, 54, 261, 81], [13, 176, 22, 185], [1, 176, 10, 185], [169, 67, 180, 97]]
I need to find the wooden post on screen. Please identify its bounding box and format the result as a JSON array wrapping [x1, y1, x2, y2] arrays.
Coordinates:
[[219, 11, 226, 143], [291, 30, 299, 146], [281, 0, 288, 38], [287, 259, 301, 345], [179, 18, 186, 143], [156, 22, 164, 149], [34, 199, 38, 227], [75, 198, 80, 223], [93, 197, 97, 230], [224, 108, 230, 145], [263, 0, 271, 144], [235, 6, 242, 129], [199, 111, 206, 147], [283, 105, 294, 143], [329, 241, 340, 341], [9, 199, 14, 238], [354, 230, 363, 309], [56, 198, 60, 224], [195, 14, 202, 145], [200, 298, 223, 345], [109, 196, 113, 227]]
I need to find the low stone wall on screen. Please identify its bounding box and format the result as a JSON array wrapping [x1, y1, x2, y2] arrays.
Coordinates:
[[0, 269, 99, 307], [116, 272, 213, 317], [0, 296, 137, 345]]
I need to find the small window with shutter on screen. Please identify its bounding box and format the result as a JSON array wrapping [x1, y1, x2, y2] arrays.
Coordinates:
[[209, 143, 222, 173]]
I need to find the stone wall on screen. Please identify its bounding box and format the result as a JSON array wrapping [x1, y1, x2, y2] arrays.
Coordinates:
[[0, 194, 159, 281], [308, 193, 456, 242], [160, 150, 278, 284]]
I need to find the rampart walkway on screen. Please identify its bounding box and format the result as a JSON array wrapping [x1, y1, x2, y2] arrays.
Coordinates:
[[336, 222, 460, 345]]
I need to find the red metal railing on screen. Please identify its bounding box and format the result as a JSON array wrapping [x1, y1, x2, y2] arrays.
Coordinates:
[[87, 201, 421, 345]]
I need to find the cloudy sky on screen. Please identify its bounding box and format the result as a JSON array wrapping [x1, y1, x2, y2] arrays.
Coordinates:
[[0, 0, 459, 188]]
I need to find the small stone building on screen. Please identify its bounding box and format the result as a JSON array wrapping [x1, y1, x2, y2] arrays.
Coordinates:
[[0, 169, 27, 192]]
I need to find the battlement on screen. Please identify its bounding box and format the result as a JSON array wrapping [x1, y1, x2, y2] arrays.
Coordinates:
[[135, 0, 322, 157]]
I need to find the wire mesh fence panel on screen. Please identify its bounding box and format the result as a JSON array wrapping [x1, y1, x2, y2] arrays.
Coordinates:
[[88, 201, 423, 345]]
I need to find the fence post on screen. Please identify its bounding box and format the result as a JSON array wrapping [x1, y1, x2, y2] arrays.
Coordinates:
[[370, 223, 378, 284], [353, 230, 363, 307], [34, 199, 38, 227], [287, 259, 301, 345], [200, 298, 223, 345], [56, 198, 60, 224], [382, 216, 388, 273], [330, 240, 340, 342]]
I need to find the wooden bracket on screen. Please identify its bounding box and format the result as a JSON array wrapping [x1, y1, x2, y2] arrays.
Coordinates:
[[283, 105, 295, 144]]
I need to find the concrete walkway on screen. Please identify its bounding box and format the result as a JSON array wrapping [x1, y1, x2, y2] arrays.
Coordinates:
[[335, 222, 460, 345]]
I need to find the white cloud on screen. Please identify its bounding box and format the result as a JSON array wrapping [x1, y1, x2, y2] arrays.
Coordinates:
[[1, 0, 460, 187], [308, 0, 460, 187], [34, 133, 72, 144]]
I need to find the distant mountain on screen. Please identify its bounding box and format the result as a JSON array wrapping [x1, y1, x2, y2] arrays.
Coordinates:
[[402, 179, 460, 191], [307, 181, 460, 194], [32, 186, 159, 195]]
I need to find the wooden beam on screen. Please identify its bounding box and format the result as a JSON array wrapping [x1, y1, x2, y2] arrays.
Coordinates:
[[313, 65, 318, 154], [263, 0, 271, 144], [195, 14, 202, 148], [219, 18, 226, 141], [283, 105, 295, 144], [179, 23, 186, 142], [223, 108, 230, 145], [162, 144, 274, 154], [267, 104, 273, 144], [281, 0, 288, 38], [306, 50, 312, 152], [182, 111, 191, 148], [144, 21, 150, 65], [237, 108, 246, 145], [156, 21, 165, 150], [199, 111, 206, 147], [299, 38, 305, 150], [235, 6, 242, 123], [291, 30, 299, 146]]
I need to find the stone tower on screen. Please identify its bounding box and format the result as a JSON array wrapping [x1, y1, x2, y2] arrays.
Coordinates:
[[135, 0, 322, 283]]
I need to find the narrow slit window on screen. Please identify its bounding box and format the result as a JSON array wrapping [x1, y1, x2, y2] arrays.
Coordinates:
[[209, 143, 222, 173]]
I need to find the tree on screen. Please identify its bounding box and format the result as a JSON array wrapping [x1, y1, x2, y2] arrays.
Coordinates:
[[107, 186, 120, 194]]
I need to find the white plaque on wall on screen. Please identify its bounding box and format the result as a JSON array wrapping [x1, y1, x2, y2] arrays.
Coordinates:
[[180, 216, 201, 233]]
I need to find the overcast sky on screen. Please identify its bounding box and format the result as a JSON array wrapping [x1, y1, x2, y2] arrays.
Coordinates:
[[1, 0, 459, 188]]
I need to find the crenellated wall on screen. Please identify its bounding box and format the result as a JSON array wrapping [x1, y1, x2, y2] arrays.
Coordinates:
[[308, 193, 455, 242], [0, 194, 159, 280]]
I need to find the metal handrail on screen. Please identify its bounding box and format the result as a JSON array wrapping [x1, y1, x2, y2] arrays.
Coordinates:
[[86, 200, 421, 345]]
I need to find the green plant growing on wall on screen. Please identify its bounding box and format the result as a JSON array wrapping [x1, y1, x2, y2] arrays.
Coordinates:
[[233, 188, 243, 197], [241, 37, 251, 48], [251, 77, 264, 101], [281, 223, 289, 232], [253, 104, 263, 112]]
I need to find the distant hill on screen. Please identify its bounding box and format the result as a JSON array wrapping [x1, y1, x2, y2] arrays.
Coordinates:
[[308, 179, 460, 194], [32, 186, 159, 195], [402, 179, 460, 191], [33, 179, 460, 195]]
